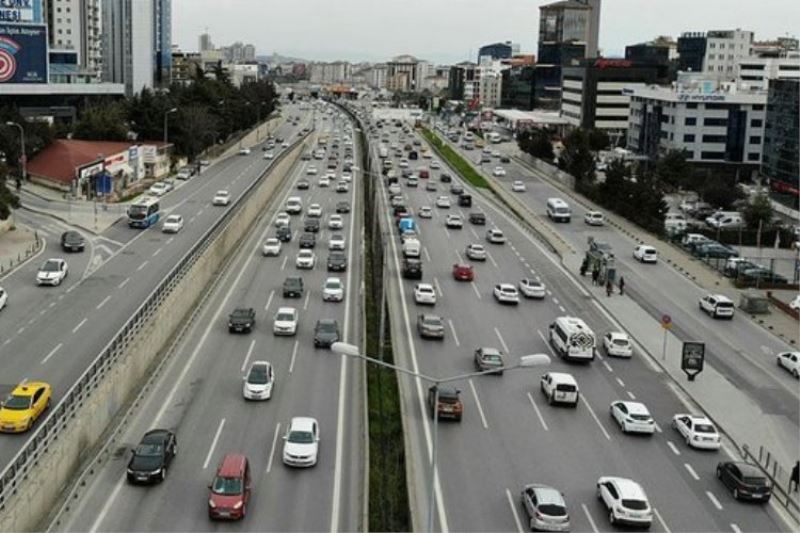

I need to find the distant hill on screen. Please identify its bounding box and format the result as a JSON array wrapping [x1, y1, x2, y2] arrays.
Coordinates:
[[258, 53, 308, 65]]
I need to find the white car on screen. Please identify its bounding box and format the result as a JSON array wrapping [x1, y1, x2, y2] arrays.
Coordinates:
[[398, 159, 409, 168], [328, 214, 344, 229], [36, 258, 68, 286], [307, 203, 323, 218], [419, 206, 433, 219], [584, 211, 604, 226], [336, 181, 349, 193], [318, 176, 330, 187], [161, 214, 184, 233], [610, 401, 655, 434], [414, 283, 437, 305], [275, 212, 291, 227], [492, 167, 506, 177], [281, 142, 289, 148], [430, 160, 441, 169], [273, 307, 298, 336], [283, 417, 319, 467], [148, 182, 169, 196], [238, 148, 251, 155], [322, 277, 345, 302], [466, 243, 486, 261], [262, 238, 282, 256], [777, 351, 800, 378], [388, 184, 402, 196], [633, 244, 658, 263], [445, 214, 463, 228], [0, 286, 7, 311], [295, 250, 316, 269], [519, 278, 546, 299], [540, 372, 579, 406], [212, 190, 231, 206], [263, 152, 275, 160], [435, 196, 451, 208], [306, 165, 318, 175], [242, 361, 274, 400], [511, 180, 526, 192], [486, 228, 506, 244], [493, 283, 519, 304], [341, 172, 353, 182], [603, 332, 633, 357], [328, 234, 345, 251], [671, 414, 721, 450], [699, 293, 735, 319], [596, 477, 653, 529], [789, 295, 800, 311]]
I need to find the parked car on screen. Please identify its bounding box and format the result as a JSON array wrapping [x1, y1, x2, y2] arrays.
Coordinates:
[[695, 243, 738, 259]]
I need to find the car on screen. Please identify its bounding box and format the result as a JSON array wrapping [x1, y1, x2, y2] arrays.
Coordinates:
[[283, 417, 320, 467], [275, 212, 291, 227], [336, 181, 349, 193], [520, 484, 571, 532], [696, 243, 738, 259], [276, 225, 292, 242], [508, 180, 526, 192], [671, 414, 721, 449], [427, 386, 462, 421], [0, 381, 52, 433], [540, 372, 579, 406], [584, 211, 604, 226], [307, 203, 323, 218], [398, 159, 409, 168], [789, 295, 800, 311], [228, 307, 255, 333], [295, 250, 316, 269], [313, 319, 340, 348], [450, 184, 464, 195], [740, 267, 788, 284], [322, 277, 345, 302], [603, 332, 633, 357], [715, 461, 772, 502], [418, 206, 433, 219], [435, 195, 451, 208], [777, 351, 800, 378], [259, 238, 281, 257], [500, 155, 511, 163], [474, 347, 505, 374], [493, 283, 519, 304], [439, 173, 452, 183], [492, 167, 506, 177], [281, 141, 289, 148], [238, 147, 251, 155], [402, 258, 422, 279], [212, 190, 231, 206], [285, 197, 303, 214], [282, 276, 304, 298], [328, 234, 345, 251], [341, 172, 353, 182], [158, 214, 183, 234], [327, 251, 348, 272], [414, 283, 437, 305], [486, 228, 506, 244], [306, 165, 318, 175], [596, 477, 653, 528], [297, 179, 310, 190], [430, 160, 441, 169], [388, 183, 402, 195], [318, 176, 330, 187], [445, 214, 463, 228], [519, 278, 546, 299], [298, 232, 316, 248], [328, 214, 344, 229], [60, 230, 86, 252], [0, 286, 6, 311], [263, 151, 274, 160], [424, 181, 437, 192], [126, 429, 177, 484], [469, 212, 486, 225], [465, 243, 486, 261], [208, 454, 251, 520], [336, 201, 351, 213], [36, 258, 68, 286], [407, 176, 419, 188], [272, 307, 298, 336], [699, 293, 735, 319], [390, 194, 405, 208], [176, 166, 195, 180], [610, 401, 655, 434], [452, 263, 474, 281], [303, 217, 320, 232], [417, 314, 445, 339], [633, 245, 658, 263], [148, 182, 169, 196]]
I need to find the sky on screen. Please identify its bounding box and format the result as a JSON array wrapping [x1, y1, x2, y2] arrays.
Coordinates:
[[174, 0, 800, 64]]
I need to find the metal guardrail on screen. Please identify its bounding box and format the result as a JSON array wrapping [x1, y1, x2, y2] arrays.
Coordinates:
[[0, 131, 309, 510], [741, 444, 799, 523]]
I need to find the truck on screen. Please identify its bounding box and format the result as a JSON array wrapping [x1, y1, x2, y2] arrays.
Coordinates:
[[228, 308, 256, 333], [402, 237, 421, 258]]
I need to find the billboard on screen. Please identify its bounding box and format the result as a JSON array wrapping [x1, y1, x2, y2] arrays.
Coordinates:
[[0, 23, 47, 83], [0, 0, 43, 24]]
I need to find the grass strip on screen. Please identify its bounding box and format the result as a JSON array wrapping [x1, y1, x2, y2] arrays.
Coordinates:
[[420, 127, 489, 189]]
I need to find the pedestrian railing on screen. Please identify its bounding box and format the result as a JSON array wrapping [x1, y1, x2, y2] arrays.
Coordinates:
[[741, 444, 799, 522]]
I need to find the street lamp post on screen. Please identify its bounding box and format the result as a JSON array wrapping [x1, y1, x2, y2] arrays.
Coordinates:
[[163, 107, 178, 145], [331, 342, 550, 533], [5, 121, 26, 181]]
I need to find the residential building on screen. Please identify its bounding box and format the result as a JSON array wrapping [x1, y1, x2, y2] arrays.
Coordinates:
[[479, 70, 503, 108], [243, 44, 256, 61], [102, 0, 160, 95], [46, 0, 103, 83], [386, 55, 420, 91], [761, 79, 799, 196], [737, 51, 800, 90], [448, 61, 477, 102], [366, 63, 388, 89], [171, 49, 202, 84], [309, 61, 352, 84], [153, 0, 171, 86], [230, 63, 260, 87], [677, 29, 754, 80]]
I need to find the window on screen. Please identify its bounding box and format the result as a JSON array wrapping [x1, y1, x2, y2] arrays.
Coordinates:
[[704, 117, 728, 127], [753, 104, 764, 111], [749, 136, 761, 144], [700, 151, 726, 160], [747, 153, 760, 161], [683, 134, 695, 142], [750, 119, 762, 128], [685, 117, 697, 126], [687, 103, 698, 109], [702, 135, 726, 143]]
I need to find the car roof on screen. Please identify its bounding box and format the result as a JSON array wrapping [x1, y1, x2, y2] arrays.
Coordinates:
[[617, 401, 649, 414], [708, 293, 733, 302], [290, 416, 317, 432], [217, 454, 247, 476], [606, 477, 647, 499], [607, 331, 630, 340], [276, 306, 296, 315], [11, 381, 49, 396], [435, 387, 459, 398], [479, 347, 502, 356], [498, 283, 516, 289], [417, 283, 434, 290], [677, 414, 713, 425], [525, 484, 565, 505], [546, 372, 577, 384], [142, 429, 172, 444], [317, 318, 338, 326], [726, 462, 764, 477]]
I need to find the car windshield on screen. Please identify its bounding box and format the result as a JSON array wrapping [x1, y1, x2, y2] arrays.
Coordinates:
[[423, 317, 442, 326], [288, 430, 314, 444], [41, 261, 61, 272], [276, 312, 294, 322], [613, 339, 629, 346], [166, 216, 180, 223], [695, 423, 716, 433], [212, 476, 242, 495], [482, 354, 503, 365], [2, 394, 31, 410], [326, 281, 341, 289], [247, 366, 270, 385], [622, 499, 648, 510], [134, 443, 163, 457], [318, 322, 337, 333]]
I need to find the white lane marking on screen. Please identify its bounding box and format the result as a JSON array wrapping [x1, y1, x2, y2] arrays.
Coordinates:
[[281, 255, 288, 270], [27, 317, 35, 325], [494, 327, 510, 353], [602, 360, 613, 372], [626, 391, 636, 400], [526, 392, 549, 431], [470, 281, 482, 299], [39, 309, 46, 316], [240, 339, 256, 372], [595, 351, 604, 361], [72, 318, 87, 334], [730, 523, 742, 533], [582, 397, 612, 440], [486, 250, 499, 268], [66, 285, 75, 294], [504, 488, 524, 533], [447, 319, 461, 347], [423, 246, 431, 262], [166, 237, 174, 245], [2, 339, 10, 346], [684, 463, 700, 480], [615, 377, 626, 388], [667, 441, 682, 456], [152, 247, 163, 257], [188, 216, 196, 224], [289, 340, 300, 374], [443, 227, 451, 239], [303, 290, 311, 310], [88, 477, 125, 533], [96, 295, 111, 310], [197, 208, 204, 216], [468, 379, 489, 429], [203, 419, 226, 470], [552, 297, 559, 306], [654, 422, 663, 433], [17, 326, 24, 334], [581, 503, 600, 533], [265, 289, 275, 311], [537, 329, 557, 358], [558, 305, 566, 313], [41, 342, 63, 365], [654, 507, 672, 533], [266, 422, 282, 474], [433, 277, 443, 297], [49, 301, 56, 308], [136, 260, 149, 271]]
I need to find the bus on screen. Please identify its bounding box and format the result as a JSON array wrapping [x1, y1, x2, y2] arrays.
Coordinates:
[[128, 196, 160, 228]]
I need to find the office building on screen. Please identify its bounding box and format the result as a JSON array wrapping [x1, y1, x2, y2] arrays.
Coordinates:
[[761, 79, 799, 196], [625, 37, 678, 83], [46, 0, 103, 83], [153, 0, 171, 86], [737, 51, 800, 90], [366, 64, 388, 89], [448, 61, 477, 101], [386, 55, 420, 91], [309, 61, 352, 84], [199, 32, 213, 52], [677, 29, 754, 79], [501, 65, 536, 110], [478, 41, 516, 62]]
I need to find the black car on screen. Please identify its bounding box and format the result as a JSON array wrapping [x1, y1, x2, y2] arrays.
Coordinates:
[[297, 179, 310, 190], [228, 307, 256, 333], [500, 155, 511, 163], [469, 212, 486, 225], [314, 319, 340, 348], [409, 151, 418, 160], [60, 231, 86, 252], [402, 258, 422, 279], [126, 429, 177, 484], [716, 462, 772, 502], [458, 194, 472, 207], [283, 276, 304, 298], [327, 251, 348, 272], [276, 225, 292, 242], [304, 218, 320, 233], [299, 232, 316, 248], [336, 201, 351, 214], [440, 173, 452, 183]]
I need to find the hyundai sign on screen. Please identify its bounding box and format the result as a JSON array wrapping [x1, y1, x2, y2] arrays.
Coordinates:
[[0, 0, 43, 24], [0, 23, 47, 83]]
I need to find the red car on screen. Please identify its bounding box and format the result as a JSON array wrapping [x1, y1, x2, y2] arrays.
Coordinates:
[[452, 263, 474, 281], [208, 454, 251, 520], [419, 169, 430, 179]]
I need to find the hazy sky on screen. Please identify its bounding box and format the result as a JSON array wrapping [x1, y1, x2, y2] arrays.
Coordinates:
[[174, 0, 799, 63]]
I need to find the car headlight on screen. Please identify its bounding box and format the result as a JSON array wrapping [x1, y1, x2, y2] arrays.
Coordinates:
[[150, 468, 162, 475], [233, 501, 243, 510], [208, 499, 216, 508], [127, 468, 134, 474]]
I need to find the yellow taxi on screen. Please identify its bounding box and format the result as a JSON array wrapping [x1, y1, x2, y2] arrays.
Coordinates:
[[0, 381, 52, 433]]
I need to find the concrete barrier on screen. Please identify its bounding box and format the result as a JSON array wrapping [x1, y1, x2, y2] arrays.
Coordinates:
[[0, 136, 307, 533]]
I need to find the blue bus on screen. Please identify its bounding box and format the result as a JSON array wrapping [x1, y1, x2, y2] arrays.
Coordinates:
[[128, 196, 160, 228]]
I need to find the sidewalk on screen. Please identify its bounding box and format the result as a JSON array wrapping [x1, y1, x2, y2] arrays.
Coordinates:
[[20, 183, 126, 235], [0, 219, 44, 280]]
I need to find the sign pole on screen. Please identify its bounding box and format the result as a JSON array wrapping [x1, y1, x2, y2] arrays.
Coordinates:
[[661, 328, 668, 361]]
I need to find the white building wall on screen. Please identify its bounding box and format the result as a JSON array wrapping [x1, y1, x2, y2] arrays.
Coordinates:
[[130, 0, 154, 95], [703, 29, 753, 80], [737, 53, 800, 90]]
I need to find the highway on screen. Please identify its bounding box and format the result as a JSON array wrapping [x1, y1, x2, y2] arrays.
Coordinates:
[[0, 109, 309, 474], [362, 108, 789, 533], [53, 102, 365, 532]]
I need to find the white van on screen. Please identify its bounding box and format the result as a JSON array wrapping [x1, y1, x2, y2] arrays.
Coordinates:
[[402, 238, 421, 258], [548, 316, 596, 361], [285, 196, 303, 215], [546, 198, 571, 223], [705, 211, 743, 229]]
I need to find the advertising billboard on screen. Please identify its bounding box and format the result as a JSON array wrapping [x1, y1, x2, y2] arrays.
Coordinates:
[[0, 0, 43, 24], [0, 22, 47, 83]]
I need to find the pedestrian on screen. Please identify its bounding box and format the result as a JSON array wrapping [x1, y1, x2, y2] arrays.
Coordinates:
[[791, 461, 799, 492], [592, 268, 599, 286], [606, 279, 613, 297], [15, 178, 21, 192], [580, 258, 588, 277], [619, 276, 625, 295]]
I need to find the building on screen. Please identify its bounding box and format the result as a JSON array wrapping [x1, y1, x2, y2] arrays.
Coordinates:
[[737, 51, 800, 90], [625, 36, 678, 81], [478, 41, 517, 62], [386, 55, 420, 92], [243, 44, 256, 61], [171, 49, 202, 84], [309, 61, 352, 84], [627, 74, 767, 176], [46, 0, 103, 83], [102, 0, 161, 95], [153, 0, 171, 86], [752, 37, 799, 58], [199, 32, 213, 52], [677, 29, 754, 80], [501, 65, 536, 110], [448, 61, 477, 101], [364, 63, 387, 89], [479, 70, 502, 108], [761, 79, 799, 197], [230, 62, 260, 87], [562, 58, 661, 139]]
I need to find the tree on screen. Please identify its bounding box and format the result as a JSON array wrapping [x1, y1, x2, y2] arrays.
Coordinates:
[[587, 129, 610, 152], [742, 194, 773, 229], [655, 149, 692, 189], [74, 100, 128, 141], [175, 105, 218, 160], [0, 177, 20, 220], [517, 129, 555, 162], [559, 128, 596, 189], [699, 175, 744, 210]]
